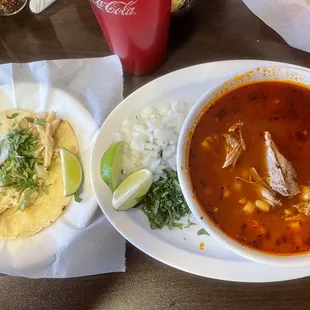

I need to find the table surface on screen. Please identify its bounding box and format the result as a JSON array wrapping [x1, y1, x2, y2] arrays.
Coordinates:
[[1, 0, 310, 309]]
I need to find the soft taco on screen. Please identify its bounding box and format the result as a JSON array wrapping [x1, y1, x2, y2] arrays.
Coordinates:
[[0, 109, 79, 239]]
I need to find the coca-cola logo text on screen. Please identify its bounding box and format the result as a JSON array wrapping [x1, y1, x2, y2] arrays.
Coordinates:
[[90, 0, 137, 15]]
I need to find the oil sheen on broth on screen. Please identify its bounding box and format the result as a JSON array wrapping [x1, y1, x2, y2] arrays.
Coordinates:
[[189, 81, 310, 255]]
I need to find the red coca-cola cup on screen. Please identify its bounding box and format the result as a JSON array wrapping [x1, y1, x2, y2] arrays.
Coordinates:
[[89, 0, 171, 76]]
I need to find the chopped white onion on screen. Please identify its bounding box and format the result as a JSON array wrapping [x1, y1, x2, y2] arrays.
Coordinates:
[[158, 102, 170, 116], [142, 155, 152, 167], [148, 134, 154, 144], [140, 106, 159, 117], [145, 143, 161, 151], [163, 149, 174, 158], [133, 125, 150, 136], [148, 159, 161, 172], [150, 151, 160, 158], [114, 131, 125, 142], [122, 118, 134, 128], [116, 100, 191, 180], [146, 120, 164, 133], [130, 136, 145, 152], [170, 100, 187, 113], [154, 129, 173, 143], [168, 157, 177, 171]]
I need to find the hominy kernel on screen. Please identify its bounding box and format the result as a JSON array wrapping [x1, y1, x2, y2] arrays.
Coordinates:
[[239, 197, 247, 205], [223, 188, 231, 199], [284, 209, 293, 216], [243, 201, 255, 214], [255, 200, 270, 212], [200, 140, 211, 150], [300, 186, 310, 202], [289, 221, 301, 231]]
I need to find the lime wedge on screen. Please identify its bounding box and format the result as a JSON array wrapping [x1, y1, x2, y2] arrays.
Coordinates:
[[112, 169, 153, 211], [60, 148, 83, 197], [100, 142, 124, 192]]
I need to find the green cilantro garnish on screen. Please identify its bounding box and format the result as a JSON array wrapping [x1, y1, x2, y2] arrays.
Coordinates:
[[172, 222, 184, 229], [74, 187, 83, 203], [0, 127, 39, 196], [7, 113, 19, 119], [17, 188, 33, 211], [139, 169, 190, 230], [35, 118, 48, 126], [24, 117, 35, 123], [197, 228, 210, 236], [184, 219, 197, 229]]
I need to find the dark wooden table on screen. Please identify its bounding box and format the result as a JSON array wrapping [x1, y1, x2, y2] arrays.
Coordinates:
[[1, 0, 310, 309]]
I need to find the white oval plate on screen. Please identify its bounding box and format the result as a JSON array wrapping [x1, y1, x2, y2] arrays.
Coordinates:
[[0, 83, 98, 274], [91, 60, 310, 283]]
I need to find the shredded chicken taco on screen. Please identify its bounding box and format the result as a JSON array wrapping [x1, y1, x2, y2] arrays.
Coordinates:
[[0, 109, 79, 239]]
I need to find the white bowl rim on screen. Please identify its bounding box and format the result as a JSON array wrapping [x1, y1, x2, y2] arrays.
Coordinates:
[[177, 65, 310, 268]]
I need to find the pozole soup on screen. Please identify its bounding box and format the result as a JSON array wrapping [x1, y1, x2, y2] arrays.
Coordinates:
[[189, 81, 310, 255]]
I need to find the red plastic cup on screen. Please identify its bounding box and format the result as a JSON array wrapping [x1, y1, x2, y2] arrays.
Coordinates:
[[89, 0, 171, 76]]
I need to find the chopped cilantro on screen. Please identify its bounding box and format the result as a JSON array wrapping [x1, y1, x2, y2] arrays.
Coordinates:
[[35, 118, 48, 126], [17, 188, 33, 211], [172, 222, 184, 229], [74, 187, 83, 203], [7, 113, 19, 119], [197, 228, 210, 236], [139, 169, 190, 230], [184, 219, 197, 229], [0, 126, 44, 211], [24, 117, 35, 123], [0, 127, 39, 192]]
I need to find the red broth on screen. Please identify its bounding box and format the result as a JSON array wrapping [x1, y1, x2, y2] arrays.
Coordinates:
[[188, 81, 310, 255]]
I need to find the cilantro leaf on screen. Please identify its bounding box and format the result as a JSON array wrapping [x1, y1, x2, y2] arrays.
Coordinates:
[[184, 219, 197, 229], [74, 187, 83, 203], [7, 113, 19, 119], [17, 188, 34, 211], [139, 169, 190, 230], [24, 117, 35, 123], [197, 228, 210, 236], [172, 222, 184, 229], [0, 127, 40, 203], [35, 118, 48, 126]]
